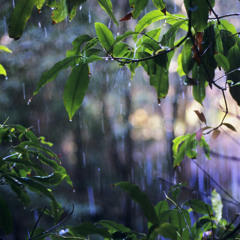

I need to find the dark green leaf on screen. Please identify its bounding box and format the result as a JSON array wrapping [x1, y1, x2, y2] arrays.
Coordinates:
[[214, 53, 230, 72], [63, 62, 89, 120], [70, 222, 112, 238], [182, 39, 194, 74], [156, 222, 178, 239], [115, 182, 159, 224], [8, 0, 37, 39], [95, 22, 115, 52], [31, 173, 66, 186], [97, 0, 118, 25], [129, 0, 149, 19], [98, 220, 131, 233], [0, 194, 13, 234], [184, 199, 213, 215], [34, 56, 81, 96]]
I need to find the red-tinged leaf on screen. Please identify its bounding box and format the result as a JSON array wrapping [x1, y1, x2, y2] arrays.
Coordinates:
[[52, 21, 56, 25], [194, 110, 206, 124], [196, 128, 203, 142], [161, 7, 166, 15], [212, 129, 221, 139], [222, 123, 237, 132], [119, 12, 133, 22]]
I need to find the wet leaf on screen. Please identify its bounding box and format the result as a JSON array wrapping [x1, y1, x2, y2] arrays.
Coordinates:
[[51, 0, 68, 23], [194, 110, 206, 124], [31, 173, 66, 186], [8, 0, 37, 39], [115, 182, 159, 224], [222, 123, 237, 132], [63, 62, 89, 120], [212, 129, 221, 139], [95, 22, 115, 52], [70, 222, 111, 238], [97, 0, 119, 25], [34, 56, 81, 96]]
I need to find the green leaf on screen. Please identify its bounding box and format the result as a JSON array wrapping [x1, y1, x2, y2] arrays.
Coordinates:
[[51, 0, 68, 23], [115, 31, 136, 44], [192, 64, 207, 105], [0, 64, 7, 76], [95, 22, 115, 52], [156, 222, 178, 239], [199, 136, 210, 159], [70, 222, 112, 238], [115, 182, 159, 224], [150, 65, 169, 100], [184, 0, 209, 32], [211, 189, 223, 222], [129, 0, 149, 19], [214, 53, 230, 72], [0, 194, 13, 234], [155, 200, 169, 218], [184, 199, 213, 215], [36, 0, 45, 9], [66, 35, 93, 58], [63, 62, 89, 120], [34, 56, 81, 96], [152, 0, 166, 10], [98, 220, 131, 233], [135, 10, 167, 41], [97, 0, 118, 25], [8, 0, 37, 39], [31, 173, 66, 186], [181, 39, 194, 74], [113, 43, 131, 58], [0, 46, 12, 53]]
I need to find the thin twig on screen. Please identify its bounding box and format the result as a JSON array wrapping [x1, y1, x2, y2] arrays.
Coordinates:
[[205, 204, 215, 238], [209, 13, 240, 20], [30, 207, 47, 238], [29, 204, 74, 240], [192, 159, 240, 206], [206, 0, 220, 24]]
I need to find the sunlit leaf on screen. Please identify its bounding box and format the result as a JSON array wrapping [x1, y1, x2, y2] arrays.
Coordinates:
[[8, 0, 37, 39], [211, 189, 223, 222], [95, 22, 115, 52], [51, 0, 68, 23], [0, 64, 7, 76], [0, 194, 13, 234], [34, 56, 81, 96], [222, 123, 237, 132], [0, 46, 12, 53], [63, 62, 89, 120], [97, 0, 118, 25], [113, 43, 131, 58], [36, 0, 45, 9], [115, 182, 159, 224], [115, 31, 136, 44], [152, 0, 166, 10]]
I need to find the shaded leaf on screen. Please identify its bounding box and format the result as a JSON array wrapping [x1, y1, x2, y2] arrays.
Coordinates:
[[34, 56, 81, 96], [184, 199, 213, 215], [70, 222, 111, 238], [222, 123, 237, 132], [181, 39, 194, 74], [212, 129, 221, 139], [156, 222, 178, 239], [98, 220, 131, 233], [95, 22, 115, 52], [152, 0, 166, 10], [194, 110, 206, 124], [8, 0, 37, 39], [0, 194, 13, 234], [214, 53, 230, 72], [115, 182, 159, 224], [63, 62, 89, 120]]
